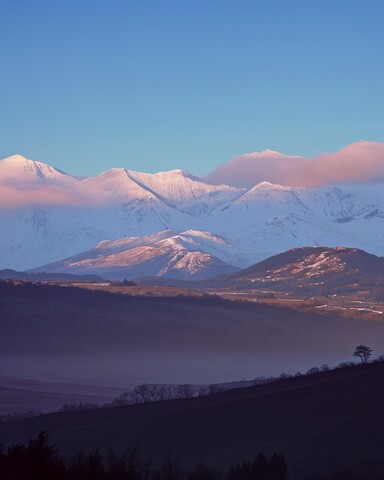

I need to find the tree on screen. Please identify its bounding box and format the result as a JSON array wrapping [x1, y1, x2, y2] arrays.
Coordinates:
[[353, 344, 372, 363], [6, 431, 65, 480], [252, 453, 269, 479], [154, 454, 181, 480], [269, 452, 287, 479]]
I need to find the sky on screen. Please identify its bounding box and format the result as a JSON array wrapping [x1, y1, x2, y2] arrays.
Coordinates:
[[1, 0, 383, 177]]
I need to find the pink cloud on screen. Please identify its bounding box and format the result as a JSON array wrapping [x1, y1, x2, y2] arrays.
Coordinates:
[[0, 184, 84, 209], [205, 141, 384, 188]]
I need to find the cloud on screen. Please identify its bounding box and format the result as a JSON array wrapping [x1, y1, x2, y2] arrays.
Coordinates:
[[205, 141, 384, 188], [0, 183, 84, 209]]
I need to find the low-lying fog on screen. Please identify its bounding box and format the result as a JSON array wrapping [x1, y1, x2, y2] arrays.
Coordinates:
[[1, 284, 384, 413]]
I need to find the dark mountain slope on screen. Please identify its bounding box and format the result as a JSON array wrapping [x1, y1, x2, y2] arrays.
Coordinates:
[[1, 362, 384, 479]]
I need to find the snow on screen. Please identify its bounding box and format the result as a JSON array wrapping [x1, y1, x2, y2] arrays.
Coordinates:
[[0, 154, 75, 185], [1, 154, 384, 274]]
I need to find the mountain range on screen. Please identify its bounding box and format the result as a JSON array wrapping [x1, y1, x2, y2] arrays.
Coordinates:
[[1, 154, 384, 278]]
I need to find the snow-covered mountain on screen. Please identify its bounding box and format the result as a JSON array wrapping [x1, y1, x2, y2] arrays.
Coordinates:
[[0, 154, 75, 186], [1, 154, 384, 274], [33, 230, 238, 280]]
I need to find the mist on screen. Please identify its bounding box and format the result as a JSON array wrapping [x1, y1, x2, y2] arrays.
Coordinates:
[[1, 283, 384, 414]]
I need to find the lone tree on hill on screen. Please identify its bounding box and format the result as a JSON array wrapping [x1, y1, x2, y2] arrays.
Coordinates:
[[353, 344, 372, 363]]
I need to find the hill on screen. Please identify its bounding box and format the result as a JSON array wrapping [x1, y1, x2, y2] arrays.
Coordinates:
[[1, 362, 384, 479], [226, 246, 384, 295], [0, 269, 106, 283]]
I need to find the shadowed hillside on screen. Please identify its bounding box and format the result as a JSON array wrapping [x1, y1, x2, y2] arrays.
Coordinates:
[[1, 362, 384, 479]]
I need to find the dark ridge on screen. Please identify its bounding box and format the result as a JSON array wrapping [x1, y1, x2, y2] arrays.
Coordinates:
[[0, 269, 107, 282]]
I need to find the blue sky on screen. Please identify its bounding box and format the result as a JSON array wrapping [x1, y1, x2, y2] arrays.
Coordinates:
[[1, 0, 383, 176]]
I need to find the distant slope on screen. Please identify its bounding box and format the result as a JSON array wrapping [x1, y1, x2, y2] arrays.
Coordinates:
[[1, 362, 384, 479], [0, 269, 106, 282], [32, 230, 238, 280], [0, 377, 121, 415], [225, 246, 384, 295]]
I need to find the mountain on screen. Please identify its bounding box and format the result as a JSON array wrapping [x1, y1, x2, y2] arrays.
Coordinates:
[[0, 154, 76, 186], [32, 230, 238, 280], [225, 246, 384, 295], [1, 154, 384, 271], [1, 361, 384, 479]]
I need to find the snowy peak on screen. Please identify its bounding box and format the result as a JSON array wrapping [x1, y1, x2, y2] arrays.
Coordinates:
[[80, 168, 156, 202], [0, 154, 74, 184], [95, 230, 178, 254], [124, 168, 242, 207], [252, 181, 289, 189], [33, 229, 238, 280]]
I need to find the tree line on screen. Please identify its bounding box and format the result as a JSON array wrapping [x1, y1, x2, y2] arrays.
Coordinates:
[[2, 353, 382, 423], [59, 349, 383, 412], [0, 431, 287, 480]]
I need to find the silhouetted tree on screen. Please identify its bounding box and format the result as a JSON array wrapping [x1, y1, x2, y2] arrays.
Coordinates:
[[353, 344, 372, 363], [269, 452, 287, 479], [240, 460, 252, 480], [306, 367, 320, 375], [252, 453, 269, 479], [187, 462, 221, 480], [86, 448, 104, 478], [175, 384, 194, 399], [0, 437, 290, 480], [226, 465, 239, 480], [5, 431, 65, 480], [154, 454, 181, 480], [131, 384, 157, 404]]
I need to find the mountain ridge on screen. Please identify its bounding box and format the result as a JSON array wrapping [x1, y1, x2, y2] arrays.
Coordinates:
[[31, 230, 239, 280], [1, 153, 384, 272]]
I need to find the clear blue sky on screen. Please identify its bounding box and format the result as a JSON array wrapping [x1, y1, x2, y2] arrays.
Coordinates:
[[1, 0, 383, 176]]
